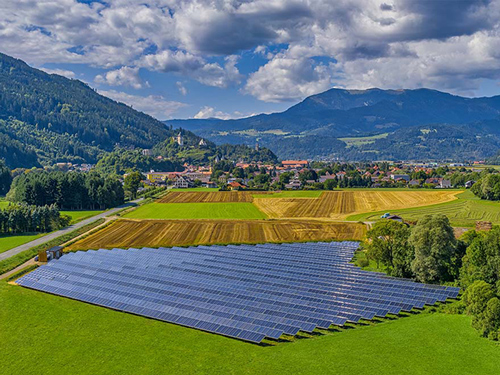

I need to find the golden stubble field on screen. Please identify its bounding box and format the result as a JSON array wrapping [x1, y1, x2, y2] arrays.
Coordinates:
[[157, 191, 267, 203], [253, 190, 461, 220], [67, 219, 367, 250]]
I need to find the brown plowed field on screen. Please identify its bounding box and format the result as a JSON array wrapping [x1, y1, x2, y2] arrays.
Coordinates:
[[66, 219, 367, 250], [254, 190, 460, 219], [158, 191, 255, 203]]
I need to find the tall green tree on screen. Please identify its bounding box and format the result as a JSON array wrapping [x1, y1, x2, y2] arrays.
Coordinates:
[[124, 172, 144, 199], [460, 227, 500, 289], [409, 214, 458, 283], [365, 220, 413, 277]]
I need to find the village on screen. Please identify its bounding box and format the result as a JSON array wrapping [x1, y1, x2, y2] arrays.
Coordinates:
[[138, 158, 483, 191]]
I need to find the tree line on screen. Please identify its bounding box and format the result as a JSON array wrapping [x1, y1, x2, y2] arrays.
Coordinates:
[[364, 215, 500, 340], [0, 203, 69, 233], [8, 171, 124, 210]]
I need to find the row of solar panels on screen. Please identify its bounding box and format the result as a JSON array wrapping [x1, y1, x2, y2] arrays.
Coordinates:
[[17, 241, 459, 343]]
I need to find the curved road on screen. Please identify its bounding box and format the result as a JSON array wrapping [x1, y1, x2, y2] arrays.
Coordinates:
[[0, 199, 142, 262]]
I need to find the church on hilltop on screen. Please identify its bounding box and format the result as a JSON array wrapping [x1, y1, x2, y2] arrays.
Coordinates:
[[173, 132, 183, 146]]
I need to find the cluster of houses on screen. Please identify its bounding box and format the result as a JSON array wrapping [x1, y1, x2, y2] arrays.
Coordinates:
[[141, 158, 478, 190], [146, 169, 217, 189]]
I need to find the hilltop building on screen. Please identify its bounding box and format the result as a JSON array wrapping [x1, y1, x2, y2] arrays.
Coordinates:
[[174, 132, 183, 146]]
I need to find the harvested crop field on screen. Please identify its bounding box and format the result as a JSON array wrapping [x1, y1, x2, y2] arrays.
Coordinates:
[[158, 191, 257, 203], [66, 219, 367, 250], [254, 190, 461, 220]]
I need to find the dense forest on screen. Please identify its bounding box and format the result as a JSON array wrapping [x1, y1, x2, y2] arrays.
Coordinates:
[[152, 132, 278, 165], [8, 171, 124, 209], [0, 52, 202, 168], [94, 150, 184, 175], [0, 203, 67, 233], [0, 118, 103, 167]]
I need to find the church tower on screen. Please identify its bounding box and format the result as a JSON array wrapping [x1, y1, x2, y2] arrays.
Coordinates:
[[176, 132, 183, 146]]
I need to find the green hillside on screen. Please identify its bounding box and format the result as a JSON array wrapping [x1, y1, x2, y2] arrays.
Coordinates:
[[0, 53, 183, 167]]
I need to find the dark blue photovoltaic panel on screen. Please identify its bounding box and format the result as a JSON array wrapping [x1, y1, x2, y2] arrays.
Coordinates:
[[17, 241, 459, 343]]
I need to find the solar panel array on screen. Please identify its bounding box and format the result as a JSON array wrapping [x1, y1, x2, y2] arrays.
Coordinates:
[[17, 242, 459, 343]]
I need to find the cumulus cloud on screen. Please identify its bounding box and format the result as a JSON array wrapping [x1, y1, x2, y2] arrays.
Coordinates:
[[98, 89, 187, 119], [95, 67, 148, 89], [2, 0, 500, 103], [141, 51, 242, 88], [39, 67, 76, 79], [194, 106, 252, 120], [245, 54, 337, 102]]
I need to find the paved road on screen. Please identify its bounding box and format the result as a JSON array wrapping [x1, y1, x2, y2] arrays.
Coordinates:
[[0, 199, 143, 262]]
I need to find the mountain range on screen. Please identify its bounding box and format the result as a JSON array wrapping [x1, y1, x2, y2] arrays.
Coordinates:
[[167, 88, 500, 161]]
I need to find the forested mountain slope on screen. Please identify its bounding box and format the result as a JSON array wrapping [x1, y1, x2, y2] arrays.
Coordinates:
[[0, 53, 187, 168]]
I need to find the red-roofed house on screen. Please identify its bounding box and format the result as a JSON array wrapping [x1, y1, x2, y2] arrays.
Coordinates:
[[282, 160, 309, 169]]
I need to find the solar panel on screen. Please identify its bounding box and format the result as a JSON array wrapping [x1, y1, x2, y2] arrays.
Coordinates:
[[17, 241, 459, 343]]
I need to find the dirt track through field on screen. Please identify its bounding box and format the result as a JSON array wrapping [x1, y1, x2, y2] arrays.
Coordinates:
[[253, 190, 460, 220], [66, 219, 367, 250], [158, 191, 256, 203]]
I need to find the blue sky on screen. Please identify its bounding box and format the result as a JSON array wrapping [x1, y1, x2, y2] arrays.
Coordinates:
[[2, 0, 500, 120]]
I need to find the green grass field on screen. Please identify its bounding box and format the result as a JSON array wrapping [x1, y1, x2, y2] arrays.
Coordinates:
[[348, 190, 500, 227], [1, 281, 498, 375], [124, 202, 268, 220], [60, 210, 103, 223], [0, 233, 45, 254]]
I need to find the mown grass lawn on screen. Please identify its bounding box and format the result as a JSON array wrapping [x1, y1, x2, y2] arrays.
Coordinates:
[[1, 281, 499, 375], [0, 233, 45, 254], [347, 190, 500, 227], [60, 210, 103, 224], [124, 202, 268, 220]]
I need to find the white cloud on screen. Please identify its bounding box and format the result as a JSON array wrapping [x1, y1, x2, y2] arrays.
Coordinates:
[[176, 81, 188, 96], [95, 67, 148, 89], [194, 106, 252, 120], [141, 51, 242, 88], [245, 54, 337, 102], [39, 67, 76, 79], [2, 0, 500, 101], [98, 89, 187, 120]]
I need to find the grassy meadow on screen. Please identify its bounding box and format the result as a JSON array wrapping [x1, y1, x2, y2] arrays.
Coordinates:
[[0, 233, 45, 254], [347, 190, 500, 227], [124, 202, 268, 220], [1, 281, 499, 375], [60, 210, 103, 223]]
